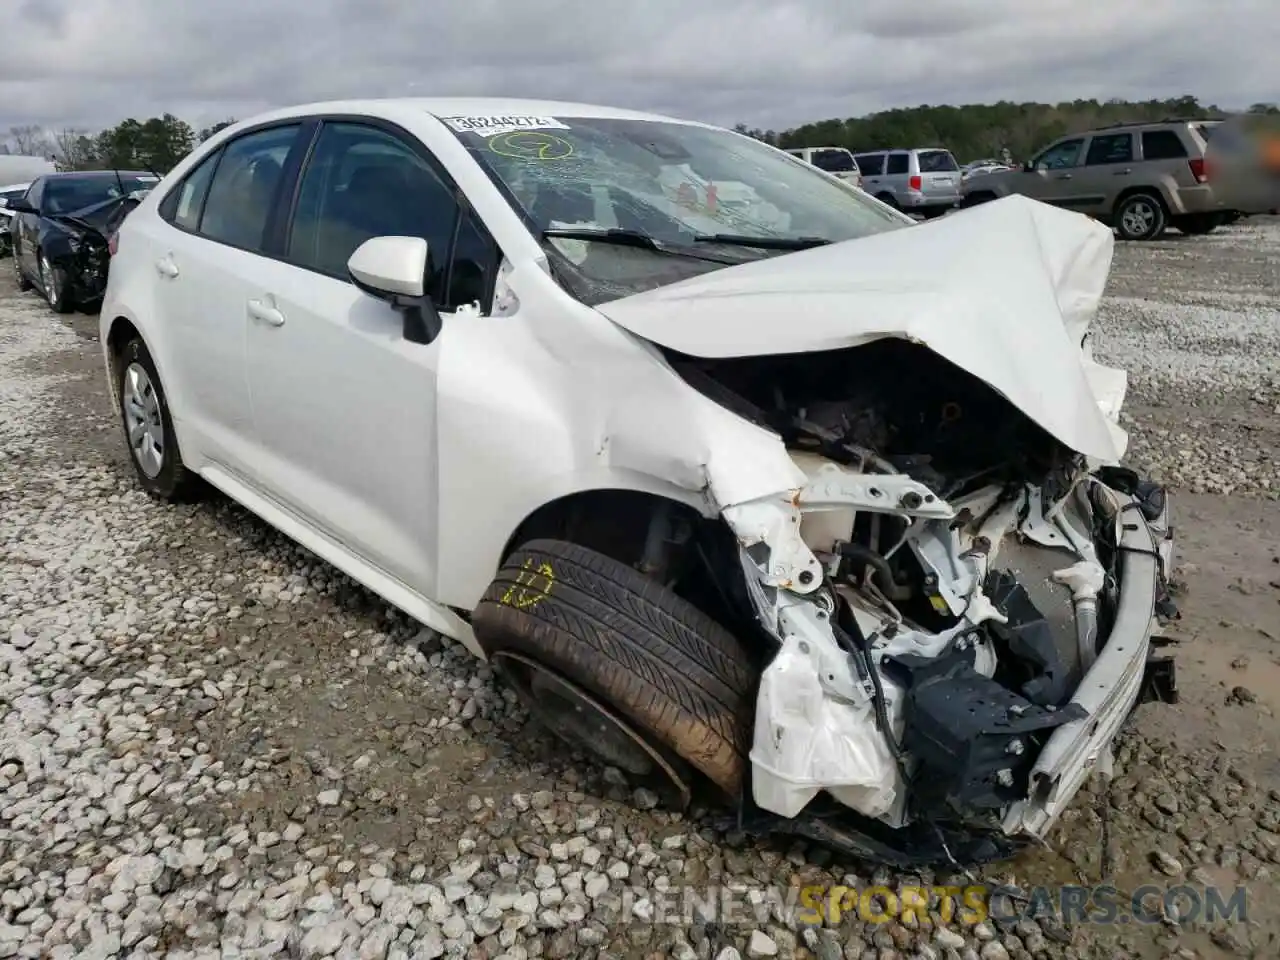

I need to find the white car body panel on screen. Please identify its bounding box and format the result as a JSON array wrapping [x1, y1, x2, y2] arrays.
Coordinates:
[[99, 97, 1168, 851], [595, 195, 1125, 465]]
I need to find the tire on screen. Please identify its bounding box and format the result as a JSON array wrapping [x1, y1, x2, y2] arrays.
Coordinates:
[[472, 538, 758, 798], [14, 251, 32, 291], [1114, 193, 1166, 241], [38, 250, 74, 314], [116, 336, 199, 501], [1173, 213, 1220, 235], [959, 192, 996, 209]]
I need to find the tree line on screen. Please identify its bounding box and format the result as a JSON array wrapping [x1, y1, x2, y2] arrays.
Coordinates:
[[0, 116, 236, 174], [2, 96, 1277, 176], [736, 97, 1280, 163]]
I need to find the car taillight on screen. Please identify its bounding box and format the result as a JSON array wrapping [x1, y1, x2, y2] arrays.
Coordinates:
[[108, 232, 119, 256], [909, 175, 923, 191], [1188, 157, 1209, 183]]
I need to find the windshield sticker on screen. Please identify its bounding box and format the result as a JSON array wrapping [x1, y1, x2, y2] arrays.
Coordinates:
[[489, 131, 575, 161], [442, 115, 569, 138]]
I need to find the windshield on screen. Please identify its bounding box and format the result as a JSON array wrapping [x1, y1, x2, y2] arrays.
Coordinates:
[[43, 175, 158, 215], [445, 114, 905, 301]]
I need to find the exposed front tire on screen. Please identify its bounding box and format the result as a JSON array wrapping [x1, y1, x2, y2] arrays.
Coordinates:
[[116, 336, 199, 501], [472, 538, 758, 803], [1114, 193, 1167, 241], [38, 250, 74, 314]]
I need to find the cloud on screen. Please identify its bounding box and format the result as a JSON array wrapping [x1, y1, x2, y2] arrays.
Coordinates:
[[0, 0, 1275, 135]]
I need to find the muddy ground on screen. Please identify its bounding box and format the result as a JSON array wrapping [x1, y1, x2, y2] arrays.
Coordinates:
[[2, 218, 1279, 960]]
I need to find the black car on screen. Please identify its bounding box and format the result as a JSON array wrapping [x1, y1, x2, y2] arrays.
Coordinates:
[[8, 170, 159, 313]]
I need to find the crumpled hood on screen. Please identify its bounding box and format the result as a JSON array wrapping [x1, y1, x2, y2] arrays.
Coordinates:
[[593, 195, 1123, 463]]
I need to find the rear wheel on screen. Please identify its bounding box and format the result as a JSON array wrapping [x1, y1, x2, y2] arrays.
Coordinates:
[[1114, 193, 1166, 241], [959, 192, 996, 209], [14, 250, 32, 290], [472, 538, 758, 805], [116, 336, 199, 501]]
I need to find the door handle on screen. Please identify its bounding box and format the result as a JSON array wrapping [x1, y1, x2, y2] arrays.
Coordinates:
[[247, 298, 285, 327], [155, 256, 179, 278], [1054, 173, 1073, 180], [1113, 168, 1132, 175]]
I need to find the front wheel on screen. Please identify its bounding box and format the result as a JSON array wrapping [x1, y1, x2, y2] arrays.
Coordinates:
[[38, 251, 74, 313], [473, 538, 758, 805], [1114, 193, 1167, 241], [116, 336, 199, 501]]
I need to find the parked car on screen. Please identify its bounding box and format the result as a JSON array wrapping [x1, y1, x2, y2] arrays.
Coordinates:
[[960, 159, 1011, 181], [851, 148, 962, 218], [8, 170, 159, 312], [1202, 116, 1280, 220], [959, 118, 1238, 240], [100, 98, 1176, 866], [0, 181, 31, 257], [784, 146, 863, 188]]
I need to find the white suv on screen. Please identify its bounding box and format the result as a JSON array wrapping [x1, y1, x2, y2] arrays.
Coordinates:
[[100, 98, 1175, 866]]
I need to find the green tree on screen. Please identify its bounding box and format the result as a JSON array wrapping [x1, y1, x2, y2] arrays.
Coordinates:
[[94, 114, 196, 173], [753, 96, 1228, 165], [197, 119, 237, 142]]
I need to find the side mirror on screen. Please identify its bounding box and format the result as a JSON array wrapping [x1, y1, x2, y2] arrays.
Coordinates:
[[7, 198, 36, 214], [348, 235, 443, 345]]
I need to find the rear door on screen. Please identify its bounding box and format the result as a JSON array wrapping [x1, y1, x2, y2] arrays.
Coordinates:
[[883, 151, 910, 200], [1077, 132, 1135, 213], [15, 177, 44, 275], [914, 149, 960, 202], [147, 121, 310, 475]]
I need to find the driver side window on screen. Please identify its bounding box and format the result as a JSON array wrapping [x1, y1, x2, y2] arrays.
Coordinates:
[[1035, 139, 1084, 171], [286, 122, 499, 312]]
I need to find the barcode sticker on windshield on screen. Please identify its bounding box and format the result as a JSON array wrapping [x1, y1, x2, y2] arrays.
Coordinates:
[[441, 115, 570, 138]]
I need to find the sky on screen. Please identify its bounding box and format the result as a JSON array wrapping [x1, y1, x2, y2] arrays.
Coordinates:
[[2, 0, 1276, 135]]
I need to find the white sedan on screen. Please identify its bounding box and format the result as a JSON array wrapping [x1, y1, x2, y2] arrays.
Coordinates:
[[99, 97, 1177, 867]]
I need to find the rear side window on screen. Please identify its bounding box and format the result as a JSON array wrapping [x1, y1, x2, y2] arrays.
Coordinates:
[[1141, 130, 1189, 160], [199, 124, 302, 252], [885, 153, 909, 175], [854, 154, 884, 175], [812, 149, 855, 172], [916, 150, 958, 172], [159, 150, 222, 231], [1085, 133, 1134, 165]]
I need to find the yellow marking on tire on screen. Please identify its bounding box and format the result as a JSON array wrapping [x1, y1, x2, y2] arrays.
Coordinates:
[[501, 559, 556, 609]]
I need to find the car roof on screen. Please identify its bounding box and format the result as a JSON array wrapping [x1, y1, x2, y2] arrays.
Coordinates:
[[236, 97, 712, 130], [40, 170, 156, 183]]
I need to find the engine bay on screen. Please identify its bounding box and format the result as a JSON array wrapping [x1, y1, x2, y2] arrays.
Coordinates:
[[663, 339, 1176, 854]]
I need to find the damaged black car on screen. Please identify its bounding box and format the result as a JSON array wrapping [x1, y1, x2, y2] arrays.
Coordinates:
[[9, 170, 158, 313]]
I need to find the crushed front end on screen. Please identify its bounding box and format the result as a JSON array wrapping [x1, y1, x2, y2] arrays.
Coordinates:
[[680, 341, 1178, 866]]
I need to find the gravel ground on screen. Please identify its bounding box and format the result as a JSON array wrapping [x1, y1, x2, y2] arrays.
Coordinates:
[[2, 219, 1279, 960]]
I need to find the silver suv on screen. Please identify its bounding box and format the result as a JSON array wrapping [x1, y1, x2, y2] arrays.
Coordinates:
[[960, 119, 1229, 240], [852, 148, 962, 218]]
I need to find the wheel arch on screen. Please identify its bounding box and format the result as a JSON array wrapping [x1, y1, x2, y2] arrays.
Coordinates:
[[1113, 185, 1170, 216], [102, 314, 183, 430]]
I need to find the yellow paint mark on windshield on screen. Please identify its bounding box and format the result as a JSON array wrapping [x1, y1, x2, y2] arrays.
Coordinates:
[[489, 131, 575, 161]]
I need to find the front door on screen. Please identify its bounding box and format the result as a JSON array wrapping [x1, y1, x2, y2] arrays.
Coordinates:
[[243, 120, 498, 598], [1020, 138, 1086, 206]]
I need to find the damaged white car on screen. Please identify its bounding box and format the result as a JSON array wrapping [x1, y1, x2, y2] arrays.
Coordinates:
[[100, 98, 1178, 867]]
